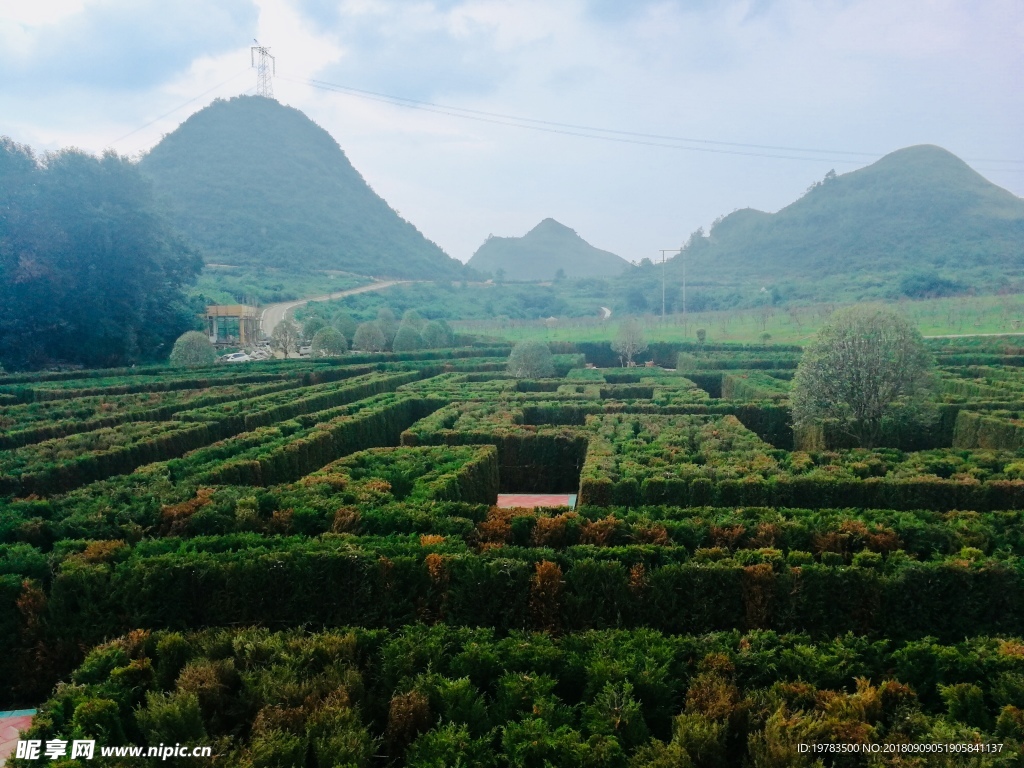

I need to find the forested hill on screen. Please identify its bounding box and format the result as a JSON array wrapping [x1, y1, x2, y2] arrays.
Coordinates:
[[139, 96, 465, 279], [468, 218, 630, 281], [668, 145, 1024, 298]]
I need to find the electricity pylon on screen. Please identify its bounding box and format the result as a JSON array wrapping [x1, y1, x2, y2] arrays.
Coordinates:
[[251, 42, 276, 98]]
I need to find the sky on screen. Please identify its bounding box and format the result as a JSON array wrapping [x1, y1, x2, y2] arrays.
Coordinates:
[[2, 0, 1022, 264]]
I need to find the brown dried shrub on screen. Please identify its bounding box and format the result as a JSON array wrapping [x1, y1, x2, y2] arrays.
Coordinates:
[[531, 513, 577, 548], [686, 672, 739, 720], [476, 507, 517, 545], [425, 553, 447, 584], [269, 508, 293, 533], [742, 563, 776, 630], [864, 525, 902, 554], [332, 507, 361, 533], [628, 563, 647, 596], [632, 523, 670, 546], [749, 522, 780, 548], [530, 560, 564, 633], [385, 690, 431, 755], [16, 579, 46, 638], [160, 488, 215, 535], [252, 704, 306, 735], [579, 515, 620, 546], [710, 524, 746, 549]]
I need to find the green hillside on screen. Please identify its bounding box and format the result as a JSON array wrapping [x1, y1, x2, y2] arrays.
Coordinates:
[[468, 218, 630, 281], [139, 95, 464, 280], [666, 145, 1024, 301]]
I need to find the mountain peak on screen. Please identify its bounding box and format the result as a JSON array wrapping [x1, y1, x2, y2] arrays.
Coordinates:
[[671, 144, 1024, 297], [468, 219, 629, 281], [139, 95, 464, 279]]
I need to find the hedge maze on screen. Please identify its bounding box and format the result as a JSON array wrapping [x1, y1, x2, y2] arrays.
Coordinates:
[[4, 339, 1024, 765]]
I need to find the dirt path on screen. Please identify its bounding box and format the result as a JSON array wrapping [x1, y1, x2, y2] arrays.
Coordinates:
[[259, 280, 410, 338]]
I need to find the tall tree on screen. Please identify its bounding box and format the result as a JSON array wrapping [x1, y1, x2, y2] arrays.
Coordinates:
[[611, 318, 648, 367], [310, 326, 346, 357], [790, 305, 935, 447], [507, 340, 555, 378], [353, 321, 387, 352], [271, 319, 300, 357], [0, 139, 201, 370], [392, 322, 425, 352]]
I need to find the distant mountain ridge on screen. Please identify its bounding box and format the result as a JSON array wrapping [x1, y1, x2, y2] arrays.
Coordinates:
[[468, 218, 630, 281], [666, 145, 1024, 297], [139, 96, 464, 280]]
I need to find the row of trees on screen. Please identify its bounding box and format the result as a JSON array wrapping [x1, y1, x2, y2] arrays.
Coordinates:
[[302, 308, 456, 354]]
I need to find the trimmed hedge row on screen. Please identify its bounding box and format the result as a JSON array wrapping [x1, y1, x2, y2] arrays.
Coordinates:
[[176, 370, 420, 431], [198, 396, 447, 486], [550, 340, 802, 368], [307, 445, 500, 505], [18, 539, 1022, 647], [401, 406, 588, 493], [0, 372, 426, 498], [954, 409, 1024, 450], [720, 371, 790, 401], [583, 465, 1024, 511], [0, 369, 303, 403], [0, 421, 225, 498], [0, 381, 299, 451]]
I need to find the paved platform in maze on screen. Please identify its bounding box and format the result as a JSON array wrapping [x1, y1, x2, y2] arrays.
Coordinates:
[[0, 711, 35, 767], [497, 493, 577, 509]]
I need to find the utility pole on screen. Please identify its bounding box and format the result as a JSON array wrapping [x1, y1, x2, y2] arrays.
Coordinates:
[[251, 42, 276, 98], [659, 247, 685, 322]]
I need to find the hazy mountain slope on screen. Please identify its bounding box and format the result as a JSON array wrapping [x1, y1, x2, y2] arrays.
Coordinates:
[[468, 218, 630, 281], [669, 145, 1024, 295], [139, 95, 464, 279]]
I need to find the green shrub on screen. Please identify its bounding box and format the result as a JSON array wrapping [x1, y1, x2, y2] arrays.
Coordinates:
[[169, 331, 216, 367]]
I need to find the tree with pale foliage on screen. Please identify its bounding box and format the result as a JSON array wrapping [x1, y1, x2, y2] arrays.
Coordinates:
[[507, 340, 555, 378], [310, 327, 346, 357], [401, 309, 425, 331], [392, 323, 425, 352], [611, 318, 648, 367], [353, 321, 387, 352], [376, 308, 398, 345], [302, 316, 326, 341], [270, 319, 300, 357], [421, 320, 453, 348], [790, 305, 935, 448], [169, 331, 215, 367]]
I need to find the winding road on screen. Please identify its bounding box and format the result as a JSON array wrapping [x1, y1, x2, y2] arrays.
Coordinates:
[[259, 280, 410, 338]]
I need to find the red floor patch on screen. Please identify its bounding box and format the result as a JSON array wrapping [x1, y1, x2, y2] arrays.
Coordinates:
[[1, 714, 35, 766], [497, 493, 577, 509]]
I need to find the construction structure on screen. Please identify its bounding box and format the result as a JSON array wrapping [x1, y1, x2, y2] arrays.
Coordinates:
[[206, 305, 260, 346], [251, 42, 276, 98]]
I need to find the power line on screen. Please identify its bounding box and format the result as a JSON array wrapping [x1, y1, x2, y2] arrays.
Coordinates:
[[109, 69, 250, 147], [280, 74, 1024, 168], [280, 75, 863, 164]]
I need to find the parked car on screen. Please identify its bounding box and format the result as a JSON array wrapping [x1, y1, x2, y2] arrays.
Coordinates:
[[219, 352, 252, 363]]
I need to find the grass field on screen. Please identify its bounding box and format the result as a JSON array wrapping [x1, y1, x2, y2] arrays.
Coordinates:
[[455, 292, 1024, 345]]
